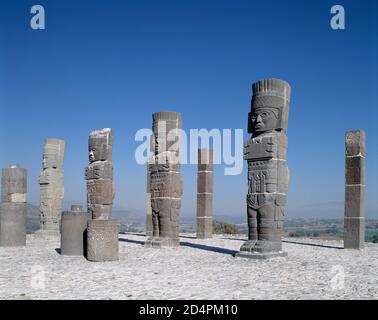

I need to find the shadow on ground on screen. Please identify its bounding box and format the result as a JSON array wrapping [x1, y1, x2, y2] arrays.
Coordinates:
[[180, 241, 238, 256], [282, 240, 343, 249]]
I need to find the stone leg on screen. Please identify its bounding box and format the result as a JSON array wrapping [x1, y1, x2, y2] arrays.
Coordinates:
[[145, 199, 180, 248], [239, 202, 257, 252]]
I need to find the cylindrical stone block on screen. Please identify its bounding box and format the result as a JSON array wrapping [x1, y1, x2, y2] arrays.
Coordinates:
[[87, 219, 119, 262], [60, 210, 90, 256], [0, 202, 27, 247], [2, 165, 27, 203]]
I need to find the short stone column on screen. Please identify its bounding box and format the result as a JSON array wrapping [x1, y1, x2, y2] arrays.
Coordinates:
[[61, 205, 90, 256], [0, 164, 27, 247], [344, 130, 366, 249], [196, 149, 213, 239], [87, 219, 119, 262]]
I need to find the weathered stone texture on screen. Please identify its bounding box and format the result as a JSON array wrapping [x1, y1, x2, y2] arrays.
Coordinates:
[[344, 130, 366, 249], [87, 219, 119, 261], [60, 206, 89, 256], [196, 149, 213, 239], [0, 164, 27, 247], [39, 138, 65, 233], [236, 78, 291, 259], [145, 112, 183, 248], [85, 128, 115, 220]]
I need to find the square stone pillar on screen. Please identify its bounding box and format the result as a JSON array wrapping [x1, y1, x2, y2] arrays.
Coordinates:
[[196, 149, 213, 239], [344, 130, 365, 249]]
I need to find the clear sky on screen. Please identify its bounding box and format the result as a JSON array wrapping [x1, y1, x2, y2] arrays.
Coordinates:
[[0, 0, 377, 219]]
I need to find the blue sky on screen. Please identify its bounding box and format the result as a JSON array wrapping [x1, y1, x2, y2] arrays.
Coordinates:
[[0, 0, 377, 219]]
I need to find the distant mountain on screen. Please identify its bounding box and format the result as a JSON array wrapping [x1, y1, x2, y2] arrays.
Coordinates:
[[26, 203, 40, 234]]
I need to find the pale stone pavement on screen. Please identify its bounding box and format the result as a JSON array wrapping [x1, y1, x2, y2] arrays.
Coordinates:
[[0, 233, 377, 300]]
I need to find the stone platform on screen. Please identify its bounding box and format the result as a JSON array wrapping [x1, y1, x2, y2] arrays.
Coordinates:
[[0, 233, 377, 300]]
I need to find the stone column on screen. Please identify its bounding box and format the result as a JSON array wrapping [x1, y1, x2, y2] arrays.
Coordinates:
[[0, 164, 27, 247], [39, 138, 65, 234], [196, 148, 213, 239], [145, 111, 183, 248], [236, 78, 291, 260], [60, 205, 90, 256], [344, 130, 365, 249], [85, 128, 119, 261], [146, 163, 153, 237]]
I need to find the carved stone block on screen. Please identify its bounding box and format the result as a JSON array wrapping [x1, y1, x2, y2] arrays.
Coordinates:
[[87, 219, 119, 261]]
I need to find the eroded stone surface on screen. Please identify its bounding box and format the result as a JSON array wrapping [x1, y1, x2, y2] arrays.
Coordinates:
[[39, 138, 65, 233], [145, 112, 183, 248], [344, 130, 365, 250], [239, 79, 291, 258], [197, 149, 213, 239], [0, 165, 27, 247]]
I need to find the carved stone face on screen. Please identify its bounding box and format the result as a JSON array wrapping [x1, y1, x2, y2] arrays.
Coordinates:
[[250, 108, 279, 133], [88, 137, 111, 162]]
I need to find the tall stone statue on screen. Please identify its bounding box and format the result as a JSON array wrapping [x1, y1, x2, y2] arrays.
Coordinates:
[[39, 138, 65, 233], [85, 128, 115, 220], [85, 128, 118, 262], [0, 164, 27, 246], [236, 78, 291, 259], [145, 112, 183, 248]]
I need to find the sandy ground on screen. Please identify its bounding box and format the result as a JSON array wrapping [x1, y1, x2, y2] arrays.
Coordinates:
[[0, 233, 377, 300]]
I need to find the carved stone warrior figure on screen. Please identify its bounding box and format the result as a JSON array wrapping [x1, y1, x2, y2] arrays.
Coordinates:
[[236, 78, 291, 259], [85, 128, 115, 220], [145, 112, 183, 248], [39, 138, 65, 233]]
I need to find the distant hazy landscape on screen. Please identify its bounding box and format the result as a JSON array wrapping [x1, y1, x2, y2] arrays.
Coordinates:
[[26, 204, 378, 243]]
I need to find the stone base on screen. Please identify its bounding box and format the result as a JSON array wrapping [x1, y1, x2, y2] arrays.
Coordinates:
[[60, 211, 89, 256], [0, 202, 26, 247], [234, 251, 288, 260], [86, 219, 119, 262], [144, 237, 180, 248], [34, 229, 60, 238]]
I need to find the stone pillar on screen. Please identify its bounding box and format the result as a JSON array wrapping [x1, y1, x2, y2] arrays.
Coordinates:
[[146, 163, 153, 237], [344, 130, 365, 249], [236, 78, 291, 259], [39, 138, 65, 234], [145, 111, 183, 248], [87, 219, 119, 262], [0, 164, 27, 247], [60, 205, 90, 256], [85, 128, 119, 261], [196, 148, 213, 239]]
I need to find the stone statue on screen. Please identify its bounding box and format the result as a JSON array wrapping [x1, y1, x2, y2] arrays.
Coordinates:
[[85, 128, 115, 220], [0, 164, 27, 246], [236, 78, 291, 259], [85, 128, 118, 261], [145, 112, 183, 248], [39, 138, 65, 233]]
